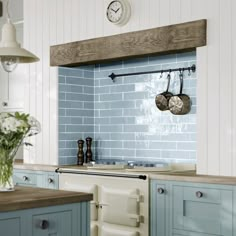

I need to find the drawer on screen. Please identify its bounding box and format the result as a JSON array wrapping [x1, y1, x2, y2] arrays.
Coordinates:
[[44, 173, 59, 189], [172, 184, 233, 235], [32, 210, 72, 236], [14, 171, 38, 186]]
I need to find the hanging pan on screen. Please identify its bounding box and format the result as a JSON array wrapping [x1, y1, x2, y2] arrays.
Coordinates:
[[155, 72, 173, 111], [168, 71, 191, 115]]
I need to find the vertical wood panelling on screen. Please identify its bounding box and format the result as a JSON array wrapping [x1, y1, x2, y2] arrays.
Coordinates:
[[56, 0, 64, 44], [180, 0, 192, 22], [128, 0, 140, 32], [206, 0, 220, 175], [219, 0, 232, 176], [64, 0, 72, 43], [78, 0, 88, 40], [95, 0, 104, 37], [149, 0, 160, 28], [49, 0, 58, 165], [232, 0, 236, 176], [86, 0, 96, 39], [159, 0, 170, 26], [71, 0, 80, 41], [35, 0, 43, 164], [170, 0, 181, 24], [42, 0, 50, 164], [191, 0, 209, 175], [139, 0, 150, 29], [26, 0, 37, 163], [24, 0, 236, 175]]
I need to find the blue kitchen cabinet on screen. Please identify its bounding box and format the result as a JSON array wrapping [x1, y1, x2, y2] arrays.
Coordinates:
[[170, 181, 233, 236], [151, 180, 234, 236], [13, 169, 59, 189], [150, 180, 170, 236], [0, 202, 90, 236]]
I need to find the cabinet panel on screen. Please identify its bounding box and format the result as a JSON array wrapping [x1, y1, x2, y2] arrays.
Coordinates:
[[32, 211, 72, 236], [150, 180, 169, 236], [0, 217, 21, 236], [172, 184, 233, 235]]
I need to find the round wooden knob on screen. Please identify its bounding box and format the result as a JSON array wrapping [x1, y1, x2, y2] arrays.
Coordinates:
[[196, 191, 203, 198], [40, 220, 49, 230], [48, 178, 54, 183], [158, 188, 165, 194], [23, 176, 28, 181]]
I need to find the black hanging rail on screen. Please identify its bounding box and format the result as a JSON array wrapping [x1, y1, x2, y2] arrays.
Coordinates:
[[108, 64, 196, 82]]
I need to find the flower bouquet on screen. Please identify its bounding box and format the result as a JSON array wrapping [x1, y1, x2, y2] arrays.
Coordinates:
[[0, 112, 40, 191]]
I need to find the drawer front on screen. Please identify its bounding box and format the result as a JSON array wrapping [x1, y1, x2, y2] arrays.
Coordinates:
[[172, 185, 233, 235], [14, 171, 38, 186], [44, 173, 59, 189], [32, 210, 72, 236]]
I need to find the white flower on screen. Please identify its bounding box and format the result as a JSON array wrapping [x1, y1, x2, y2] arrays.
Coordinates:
[[1, 117, 21, 134], [26, 116, 41, 136]]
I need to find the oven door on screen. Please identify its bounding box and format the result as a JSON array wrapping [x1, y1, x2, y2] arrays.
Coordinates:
[[100, 186, 141, 227], [101, 225, 139, 236]]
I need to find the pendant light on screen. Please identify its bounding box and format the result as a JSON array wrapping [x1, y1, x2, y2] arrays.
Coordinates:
[[0, 0, 39, 72]]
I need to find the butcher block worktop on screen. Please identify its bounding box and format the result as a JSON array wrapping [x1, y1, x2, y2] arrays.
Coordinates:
[[0, 186, 93, 212]]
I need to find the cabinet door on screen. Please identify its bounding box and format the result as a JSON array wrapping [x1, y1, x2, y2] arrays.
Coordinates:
[[171, 183, 233, 236], [150, 180, 169, 236], [100, 186, 140, 227], [32, 211, 72, 236], [0, 217, 21, 236]]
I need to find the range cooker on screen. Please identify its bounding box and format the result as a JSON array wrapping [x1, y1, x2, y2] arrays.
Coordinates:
[[57, 164, 150, 236]]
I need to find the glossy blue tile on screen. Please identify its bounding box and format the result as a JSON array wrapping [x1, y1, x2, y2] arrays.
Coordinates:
[[58, 53, 197, 165]]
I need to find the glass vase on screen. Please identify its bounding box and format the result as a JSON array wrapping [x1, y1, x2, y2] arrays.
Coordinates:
[[0, 148, 15, 192]]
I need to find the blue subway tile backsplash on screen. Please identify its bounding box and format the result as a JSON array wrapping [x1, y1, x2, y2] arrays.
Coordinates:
[[58, 51, 197, 165]]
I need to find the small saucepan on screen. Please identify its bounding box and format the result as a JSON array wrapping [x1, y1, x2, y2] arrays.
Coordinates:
[[155, 73, 173, 111], [168, 71, 191, 115]]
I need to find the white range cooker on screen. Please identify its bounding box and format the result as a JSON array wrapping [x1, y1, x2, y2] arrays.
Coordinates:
[[57, 165, 149, 236]]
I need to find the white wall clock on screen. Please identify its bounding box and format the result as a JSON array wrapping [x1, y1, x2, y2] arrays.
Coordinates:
[[106, 0, 131, 26]]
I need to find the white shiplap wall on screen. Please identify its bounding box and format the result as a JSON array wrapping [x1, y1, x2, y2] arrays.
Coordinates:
[[24, 0, 236, 176]]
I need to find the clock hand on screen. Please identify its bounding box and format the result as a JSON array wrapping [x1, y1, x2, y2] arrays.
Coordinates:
[[111, 8, 116, 12], [115, 8, 120, 13]]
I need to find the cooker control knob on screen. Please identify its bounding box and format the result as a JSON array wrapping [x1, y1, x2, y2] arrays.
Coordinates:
[[196, 191, 203, 198], [157, 188, 165, 194]]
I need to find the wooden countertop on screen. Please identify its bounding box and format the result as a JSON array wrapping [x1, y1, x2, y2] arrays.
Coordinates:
[[14, 160, 57, 172], [149, 171, 236, 185], [0, 186, 93, 213]]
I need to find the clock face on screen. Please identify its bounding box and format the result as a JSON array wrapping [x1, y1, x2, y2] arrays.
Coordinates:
[[107, 1, 123, 23], [106, 0, 131, 25]]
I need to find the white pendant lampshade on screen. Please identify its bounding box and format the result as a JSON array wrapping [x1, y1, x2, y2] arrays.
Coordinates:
[[0, 1, 39, 72]]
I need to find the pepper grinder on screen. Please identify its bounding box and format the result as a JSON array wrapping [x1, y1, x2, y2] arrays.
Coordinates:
[[85, 137, 93, 163], [77, 139, 84, 165]]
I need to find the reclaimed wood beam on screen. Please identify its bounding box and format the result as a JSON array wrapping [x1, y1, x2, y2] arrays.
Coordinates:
[[50, 19, 206, 67]]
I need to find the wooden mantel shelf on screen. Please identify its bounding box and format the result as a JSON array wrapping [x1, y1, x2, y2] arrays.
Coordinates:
[[50, 19, 206, 67]]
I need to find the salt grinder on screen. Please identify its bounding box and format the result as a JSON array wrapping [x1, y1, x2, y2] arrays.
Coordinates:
[[85, 137, 93, 163], [77, 139, 84, 165]]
